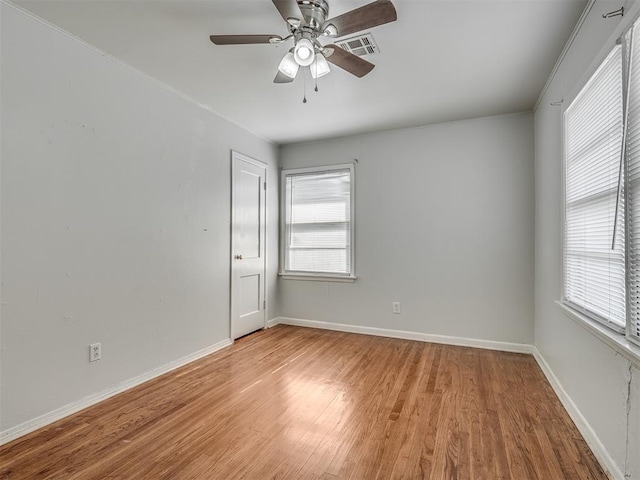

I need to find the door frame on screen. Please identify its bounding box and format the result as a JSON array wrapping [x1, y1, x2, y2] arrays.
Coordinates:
[[230, 150, 268, 340]]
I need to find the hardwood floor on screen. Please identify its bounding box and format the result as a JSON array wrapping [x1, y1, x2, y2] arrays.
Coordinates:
[[0, 325, 607, 479]]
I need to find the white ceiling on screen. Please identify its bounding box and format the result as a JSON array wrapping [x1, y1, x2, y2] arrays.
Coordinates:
[[14, 0, 586, 144]]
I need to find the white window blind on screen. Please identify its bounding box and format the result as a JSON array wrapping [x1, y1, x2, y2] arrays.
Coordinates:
[[564, 45, 626, 331], [281, 165, 354, 277], [625, 28, 640, 345]]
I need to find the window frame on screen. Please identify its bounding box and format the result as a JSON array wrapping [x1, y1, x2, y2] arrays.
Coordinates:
[[559, 22, 640, 358], [561, 43, 627, 334], [279, 163, 356, 282]]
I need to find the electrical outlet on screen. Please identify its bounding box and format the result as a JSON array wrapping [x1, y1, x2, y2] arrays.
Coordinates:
[[89, 343, 101, 362], [392, 302, 401, 314]]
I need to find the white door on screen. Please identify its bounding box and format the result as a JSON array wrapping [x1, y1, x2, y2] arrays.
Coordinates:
[[231, 152, 266, 339]]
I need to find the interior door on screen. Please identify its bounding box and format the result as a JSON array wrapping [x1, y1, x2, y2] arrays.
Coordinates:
[[231, 151, 267, 339]]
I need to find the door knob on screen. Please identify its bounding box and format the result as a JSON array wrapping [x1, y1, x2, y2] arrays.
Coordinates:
[[235, 254, 243, 260]]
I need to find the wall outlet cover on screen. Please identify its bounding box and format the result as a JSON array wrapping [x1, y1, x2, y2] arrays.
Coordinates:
[[89, 343, 101, 362]]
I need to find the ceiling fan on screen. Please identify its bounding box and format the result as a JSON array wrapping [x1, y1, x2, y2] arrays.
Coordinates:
[[209, 0, 397, 83]]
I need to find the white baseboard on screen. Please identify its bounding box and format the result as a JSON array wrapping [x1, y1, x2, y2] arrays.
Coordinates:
[[533, 348, 622, 480], [266, 317, 280, 328], [0, 338, 233, 446], [273, 317, 534, 354]]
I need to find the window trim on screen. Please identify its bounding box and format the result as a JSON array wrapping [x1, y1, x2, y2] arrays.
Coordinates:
[[559, 19, 640, 350], [279, 163, 356, 281], [561, 43, 627, 334]]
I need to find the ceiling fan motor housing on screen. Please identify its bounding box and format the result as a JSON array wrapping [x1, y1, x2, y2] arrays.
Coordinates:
[[297, 0, 330, 31]]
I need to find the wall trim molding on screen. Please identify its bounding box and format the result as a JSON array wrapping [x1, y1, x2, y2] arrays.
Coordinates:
[[0, 338, 233, 446], [271, 317, 534, 354], [266, 317, 281, 329], [532, 348, 623, 480]]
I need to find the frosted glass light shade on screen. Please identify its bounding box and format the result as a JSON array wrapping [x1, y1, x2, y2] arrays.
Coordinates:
[[294, 38, 315, 66], [278, 52, 299, 79], [310, 55, 331, 79]]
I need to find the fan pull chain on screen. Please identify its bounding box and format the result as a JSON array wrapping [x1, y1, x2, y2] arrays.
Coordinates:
[[303, 72, 307, 103], [314, 57, 319, 92]]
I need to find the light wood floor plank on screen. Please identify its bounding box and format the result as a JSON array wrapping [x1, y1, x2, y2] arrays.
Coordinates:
[[0, 325, 607, 479]]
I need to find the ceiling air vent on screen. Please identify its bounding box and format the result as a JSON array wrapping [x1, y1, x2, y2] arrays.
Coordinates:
[[336, 33, 379, 57]]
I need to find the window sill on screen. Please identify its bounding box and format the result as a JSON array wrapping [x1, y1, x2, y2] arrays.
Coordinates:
[[556, 300, 640, 368], [278, 273, 357, 283]]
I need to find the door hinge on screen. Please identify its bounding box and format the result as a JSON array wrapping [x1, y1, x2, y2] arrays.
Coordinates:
[[263, 300, 266, 309], [264, 182, 267, 191]]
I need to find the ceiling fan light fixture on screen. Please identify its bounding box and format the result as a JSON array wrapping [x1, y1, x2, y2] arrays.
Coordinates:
[[310, 54, 331, 79], [278, 52, 300, 79], [209, 0, 398, 84], [294, 38, 315, 66]]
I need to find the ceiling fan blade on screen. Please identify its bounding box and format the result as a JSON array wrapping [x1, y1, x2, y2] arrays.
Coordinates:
[[210, 34, 283, 45], [272, 0, 304, 25], [323, 0, 397, 37], [323, 45, 375, 78], [274, 71, 296, 83]]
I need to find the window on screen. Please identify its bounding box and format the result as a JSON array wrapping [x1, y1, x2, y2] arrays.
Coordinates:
[[280, 164, 355, 280], [624, 28, 640, 343], [563, 24, 640, 346], [563, 46, 625, 332]]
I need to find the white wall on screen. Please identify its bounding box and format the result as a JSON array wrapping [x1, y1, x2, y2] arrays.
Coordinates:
[[0, 3, 279, 435], [279, 112, 535, 345], [534, 0, 640, 478]]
